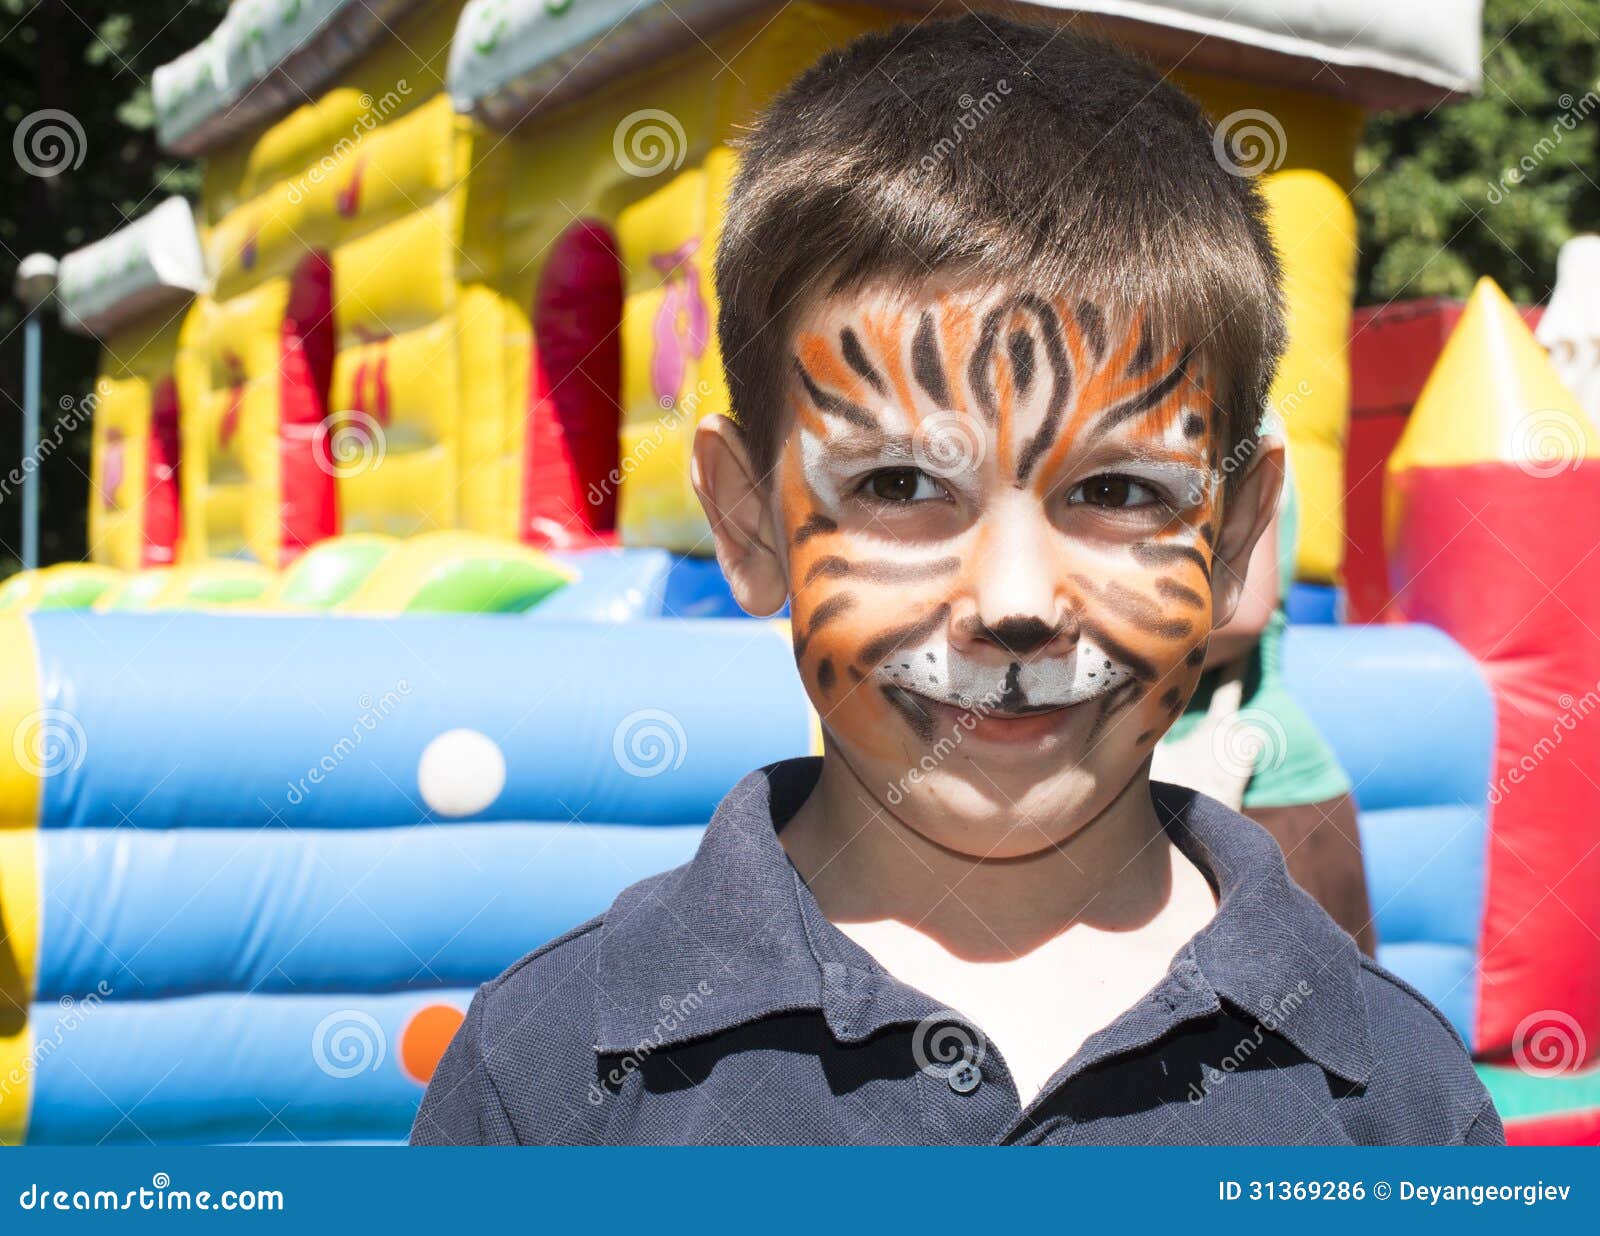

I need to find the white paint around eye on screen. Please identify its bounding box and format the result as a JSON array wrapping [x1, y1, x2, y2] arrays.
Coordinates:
[[798, 424, 989, 519], [799, 428, 847, 509]]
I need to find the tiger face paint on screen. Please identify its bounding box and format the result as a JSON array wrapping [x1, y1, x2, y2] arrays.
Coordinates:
[[774, 280, 1229, 855]]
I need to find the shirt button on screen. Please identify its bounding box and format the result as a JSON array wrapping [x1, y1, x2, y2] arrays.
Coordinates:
[[947, 1058, 982, 1094]]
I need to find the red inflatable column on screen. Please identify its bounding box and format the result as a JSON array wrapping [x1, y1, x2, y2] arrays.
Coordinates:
[[523, 220, 623, 549], [279, 252, 338, 564], [1387, 277, 1600, 1062], [142, 375, 182, 565]]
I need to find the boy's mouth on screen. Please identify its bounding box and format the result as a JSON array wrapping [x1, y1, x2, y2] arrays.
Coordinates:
[[882, 684, 1103, 748]]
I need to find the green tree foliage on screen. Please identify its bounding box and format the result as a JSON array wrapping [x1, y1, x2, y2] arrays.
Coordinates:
[[1357, 0, 1600, 305], [1, 0, 227, 571]]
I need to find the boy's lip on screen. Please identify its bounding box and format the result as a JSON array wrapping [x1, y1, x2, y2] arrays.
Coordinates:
[[910, 691, 1095, 747]]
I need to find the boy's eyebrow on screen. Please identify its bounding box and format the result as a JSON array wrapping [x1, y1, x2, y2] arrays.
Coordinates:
[[811, 429, 920, 464]]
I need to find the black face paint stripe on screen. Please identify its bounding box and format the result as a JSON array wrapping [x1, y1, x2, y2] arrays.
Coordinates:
[[881, 684, 936, 744], [911, 311, 952, 408], [858, 603, 951, 667], [793, 514, 837, 546], [1156, 578, 1206, 609], [794, 359, 877, 430], [1075, 301, 1107, 362], [1079, 622, 1158, 683], [839, 327, 885, 396], [995, 296, 1073, 485], [794, 592, 857, 660], [1007, 330, 1035, 395], [1095, 346, 1194, 436], [1127, 321, 1154, 376], [1131, 541, 1211, 580], [1087, 679, 1141, 745], [1071, 576, 1192, 641]]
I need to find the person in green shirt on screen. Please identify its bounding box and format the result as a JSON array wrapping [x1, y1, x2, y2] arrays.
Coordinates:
[[1155, 448, 1376, 955]]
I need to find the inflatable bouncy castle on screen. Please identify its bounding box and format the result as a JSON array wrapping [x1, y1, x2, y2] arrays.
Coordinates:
[[6, 0, 1597, 1144]]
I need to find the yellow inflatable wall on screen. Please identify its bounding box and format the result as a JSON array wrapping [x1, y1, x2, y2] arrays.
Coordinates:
[[87, 315, 186, 570], [1176, 73, 1362, 586], [183, 1, 481, 564], [487, 4, 887, 553]]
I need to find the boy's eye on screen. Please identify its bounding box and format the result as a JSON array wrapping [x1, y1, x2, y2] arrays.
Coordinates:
[[1067, 474, 1160, 509], [861, 468, 943, 503]]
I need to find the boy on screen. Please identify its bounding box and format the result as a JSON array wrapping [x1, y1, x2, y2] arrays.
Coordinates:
[[414, 15, 1500, 1145]]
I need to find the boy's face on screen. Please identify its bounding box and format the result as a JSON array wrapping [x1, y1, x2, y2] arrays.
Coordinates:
[[695, 279, 1279, 859]]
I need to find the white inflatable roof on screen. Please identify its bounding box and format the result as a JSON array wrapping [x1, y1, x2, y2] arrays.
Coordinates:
[[448, 0, 1486, 127], [56, 197, 209, 338], [154, 0, 1484, 152], [152, 0, 427, 156]]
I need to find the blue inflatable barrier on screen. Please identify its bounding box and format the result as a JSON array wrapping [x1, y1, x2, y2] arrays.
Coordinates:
[[26, 990, 472, 1145], [1285, 582, 1342, 625], [38, 824, 703, 1001], [6, 609, 1494, 1143], [1283, 623, 1494, 1039], [28, 612, 811, 831], [541, 548, 777, 620]]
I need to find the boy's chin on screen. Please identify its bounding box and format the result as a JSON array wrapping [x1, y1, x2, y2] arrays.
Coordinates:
[[874, 756, 1133, 861]]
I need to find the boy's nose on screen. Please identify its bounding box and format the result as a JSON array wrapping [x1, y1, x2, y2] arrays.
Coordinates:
[[958, 501, 1074, 656]]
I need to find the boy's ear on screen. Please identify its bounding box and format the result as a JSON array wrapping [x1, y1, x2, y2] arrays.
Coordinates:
[[1209, 438, 1285, 630], [690, 412, 790, 617]]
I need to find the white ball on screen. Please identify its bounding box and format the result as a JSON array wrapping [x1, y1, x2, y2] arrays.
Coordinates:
[[417, 728, 506, 818]]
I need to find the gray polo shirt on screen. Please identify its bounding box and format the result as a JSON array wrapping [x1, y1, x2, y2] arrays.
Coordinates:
[[412, 757, 1502, 1146]]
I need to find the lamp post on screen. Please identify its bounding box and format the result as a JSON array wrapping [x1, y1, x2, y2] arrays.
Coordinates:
[[13, 253, 58, 572]]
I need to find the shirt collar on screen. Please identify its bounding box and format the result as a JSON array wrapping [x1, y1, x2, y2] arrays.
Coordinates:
[[593, 757, 1373, 1087]]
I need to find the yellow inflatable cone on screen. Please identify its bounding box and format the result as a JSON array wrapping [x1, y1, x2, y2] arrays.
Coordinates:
[[1388, 277, 1598, 477]]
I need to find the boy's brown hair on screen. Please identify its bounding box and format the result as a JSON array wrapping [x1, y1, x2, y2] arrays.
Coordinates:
[[713, 13, 1286, 482]]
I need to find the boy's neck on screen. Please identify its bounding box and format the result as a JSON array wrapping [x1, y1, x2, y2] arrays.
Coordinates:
[[779, 751, 1208, 963]]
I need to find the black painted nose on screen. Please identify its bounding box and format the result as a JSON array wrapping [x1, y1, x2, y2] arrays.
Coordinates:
[[979, 616, 1059, 657]]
